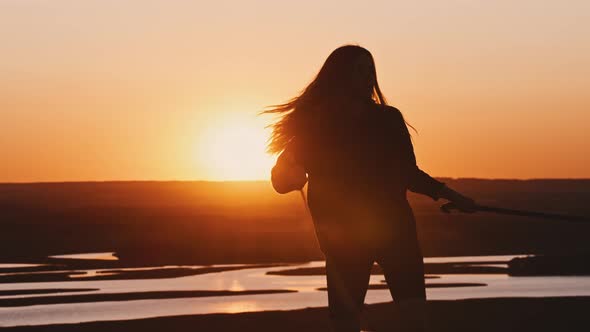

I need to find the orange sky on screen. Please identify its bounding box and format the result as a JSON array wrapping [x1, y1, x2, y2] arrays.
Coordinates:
[[1, 1, 589, 182]]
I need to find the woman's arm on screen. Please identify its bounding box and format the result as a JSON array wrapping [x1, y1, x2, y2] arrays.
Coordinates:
[[270, 141, 307, 194], [393, 109, 476, 212], [407, 160, 476, 212]]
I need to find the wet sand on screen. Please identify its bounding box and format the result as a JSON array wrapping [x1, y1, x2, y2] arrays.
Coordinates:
[[0, 290, 296, 307], [3, 297, 590, 331], [0, 264, 286, 284], [0, 288, 98, 296]]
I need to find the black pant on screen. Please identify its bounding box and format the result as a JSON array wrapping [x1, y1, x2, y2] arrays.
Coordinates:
[[324, 229, 426, 332]]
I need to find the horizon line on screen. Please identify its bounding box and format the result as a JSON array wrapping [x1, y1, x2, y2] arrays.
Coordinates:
[[2, 177, 590, 185]]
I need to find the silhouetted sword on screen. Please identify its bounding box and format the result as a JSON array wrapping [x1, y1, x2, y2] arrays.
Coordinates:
[[440, 202, 590, 223]]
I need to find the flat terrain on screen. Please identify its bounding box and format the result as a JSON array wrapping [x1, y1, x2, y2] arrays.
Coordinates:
[[4, 297, 590, 332], [2, 180, 590, 331], [1, 179, 590, 265]]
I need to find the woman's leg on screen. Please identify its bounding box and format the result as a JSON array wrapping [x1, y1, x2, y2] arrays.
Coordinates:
[[376, 229, 427, 331], [376, 244, 426, 302], [325, 253, 373, 332]]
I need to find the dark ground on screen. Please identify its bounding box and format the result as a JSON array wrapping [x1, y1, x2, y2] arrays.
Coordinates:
[[2, 180, 590, 331], [3, 297, 590, 332], [1, 179, 590, 266]]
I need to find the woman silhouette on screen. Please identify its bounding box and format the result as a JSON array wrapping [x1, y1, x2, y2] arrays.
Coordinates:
[[266, 45, 476, 332]]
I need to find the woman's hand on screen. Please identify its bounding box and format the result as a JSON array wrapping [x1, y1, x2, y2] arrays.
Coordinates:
[[439, 186, 477, 213]]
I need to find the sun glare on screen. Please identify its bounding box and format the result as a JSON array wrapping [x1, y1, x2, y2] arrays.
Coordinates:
[[198, 115, 275, 181]]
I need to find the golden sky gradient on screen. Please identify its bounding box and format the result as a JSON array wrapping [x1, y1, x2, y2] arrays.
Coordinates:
[[1, 0, 589, 182]]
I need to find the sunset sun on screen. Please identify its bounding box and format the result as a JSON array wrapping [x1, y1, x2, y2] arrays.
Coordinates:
[[197, 115, 275, 181]]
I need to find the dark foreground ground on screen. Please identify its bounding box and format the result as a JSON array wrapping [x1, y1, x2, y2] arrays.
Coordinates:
[[2, 179, 590, 265], [4, 297, 590, 332], [2, 180, 590, 331]]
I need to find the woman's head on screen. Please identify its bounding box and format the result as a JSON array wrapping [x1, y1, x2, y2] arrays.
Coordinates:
[[310, 45, 384, 103], [264, 45, 389, 154]]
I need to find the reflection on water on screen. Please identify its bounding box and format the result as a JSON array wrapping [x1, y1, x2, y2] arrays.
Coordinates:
[[221, 300, 261, 313], [1, 255, 590, 327], [228, 278, 245, 292], [49, 252, 118, 261], [422, 255, 516, 263], [463, 264, 507, 268], [70, 270, 119, 278]]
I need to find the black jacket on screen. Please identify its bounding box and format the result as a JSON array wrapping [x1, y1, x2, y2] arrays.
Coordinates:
[[281, 103, 444, 252]]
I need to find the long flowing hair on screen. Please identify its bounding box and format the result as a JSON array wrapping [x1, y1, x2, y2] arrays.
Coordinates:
[[263, 45, 394, 154]]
